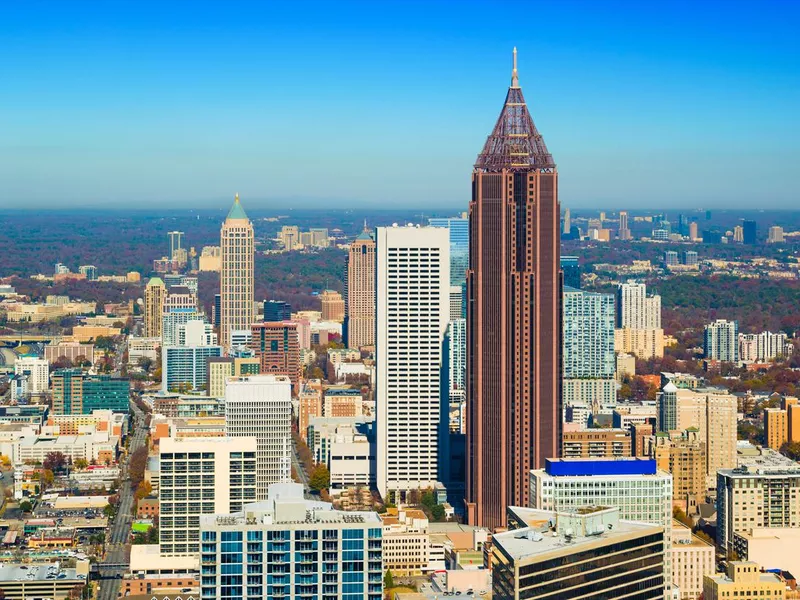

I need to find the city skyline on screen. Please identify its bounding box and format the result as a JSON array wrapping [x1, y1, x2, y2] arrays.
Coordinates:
[[1, 1, 798, 210]]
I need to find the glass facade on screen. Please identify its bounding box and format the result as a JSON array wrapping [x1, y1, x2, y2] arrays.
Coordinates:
[[429, 217, 469, 286]]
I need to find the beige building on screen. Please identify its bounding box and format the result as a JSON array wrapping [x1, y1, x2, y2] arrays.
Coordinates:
[[220, 194, 254, 350], [206, 356, 260, 399], [279, 225, 300, 250], [671, 520, 714, 600], [703, 562, 785, 600], [298, 385, 322, 441], [69, 325, 121, 342], [144, 277, 166, 338], [381, 508, 430, 576], [765, 407, 789, 450], [319, 289, 345, 323], [615, 327, 665, 359], [616, 352, 636, 381], [561, 429, 631, 458], [733, 527, 800, 578], [198, 245, 222, 272], [346, 229, 376, 349], [652, 429, 706, 514]]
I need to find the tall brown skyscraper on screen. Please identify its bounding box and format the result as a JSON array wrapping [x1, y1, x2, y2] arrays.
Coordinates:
[[345, 228, 376, 349], [466, 49, 562, 530]]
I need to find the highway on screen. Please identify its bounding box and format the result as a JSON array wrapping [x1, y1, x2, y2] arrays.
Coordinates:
[[96, 401, 148, 600]]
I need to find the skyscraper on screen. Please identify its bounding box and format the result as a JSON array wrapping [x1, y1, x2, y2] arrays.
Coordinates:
[[263, 300, 291, 322], [345, 228, 376, 350], [618, 210, 632, 240], [466, 49, 561, 529], [563, 207, 571, 234], [616, 281, 661, 329], [428, 216, 469, 286], [144, 277, 166, 338], [250, 322, 301, 393], [220, 194, 255, 350], [168, 231, 184, 260], [743, 219, 757, 244], [376, 225, 449, 500]]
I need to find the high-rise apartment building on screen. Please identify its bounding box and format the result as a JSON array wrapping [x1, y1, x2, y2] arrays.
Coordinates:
[[767, 225, 785, 244], [428, 216, 469, 286], [52, 369, 130, 414], [664, 250, 679, 267], [652, 429, 706, 514], [162, 344, 222, 392], [144, 277, 166, 338], [249, 322, 301, 393], [494, 506, 665, 600], [739, 330, 790, 363], [742, 219, 757, 244], [225, 375, 292, 500], [220, 194, 255, 350], [689, 221, 699, 240], [563, 287, 616, 407], [13, 357, 49, 395], [704, 319, 739, 362], [158, 436, 257, 556], [263, 300, 291, 322], [616, 281, 661, 329], [345, 229, 376, 350], [376, 225, 449, 499], [198, 482, 383, 600], [319, 289, 345, 322], [78, 265, 98, 280], [466, 49, 562, 529], [683, 250, 698, 266], [168, 231, 184, 260], [764, 408, 788, 450]]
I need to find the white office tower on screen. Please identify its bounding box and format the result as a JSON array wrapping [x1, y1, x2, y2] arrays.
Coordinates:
[[225, 375, 292, 500], [13, 356, 49, 394], [376, 225, 449, 500], [159, 436, 257, 556], [616, 281, 661, 329]]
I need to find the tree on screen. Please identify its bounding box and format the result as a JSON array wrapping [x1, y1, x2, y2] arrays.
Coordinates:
[[781, 441, 800, 461], [53, 355, 73, 370], [137, 357, 153, 372], [39, 469, 55, 491], [309, 463, 330, 492], [73, 458, 88, 470], [19, 500, 33, 513], [43, 451, 68, 473], [384, 569, 394, 590], [74, 354, 91, 368], [0, 454, 11, 467], [135, 481, 153, 500], [673, 506, 693, 529], [103, 504, 115, 518]]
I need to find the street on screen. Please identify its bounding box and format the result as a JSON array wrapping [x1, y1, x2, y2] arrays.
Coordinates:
[[96, 401, 148, 600]]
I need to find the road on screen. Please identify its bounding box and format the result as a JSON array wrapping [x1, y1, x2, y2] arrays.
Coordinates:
[[96, 401, 148, 600]]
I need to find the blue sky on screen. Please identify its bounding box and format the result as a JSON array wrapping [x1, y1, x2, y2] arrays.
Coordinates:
[[1, 0, 798, 210]]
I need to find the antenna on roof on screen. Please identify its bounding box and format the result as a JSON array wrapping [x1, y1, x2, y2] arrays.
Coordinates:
[[511, 47, 519, 88]]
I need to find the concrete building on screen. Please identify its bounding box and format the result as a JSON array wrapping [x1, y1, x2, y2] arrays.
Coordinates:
[[767, 225, 785, 244], [704, 319, 739, 362], [733, 527, 800, 577], [739, 330, 791, 363], [198, 482, 383, 600], [444, 318, 466, 410], [615, 327, 665, 359], [158, 436, 257, 556], [652, 429, 706, 514], [765, 407, 789, 451], [225, 375, 292, 500], [0, 563, 85, 600], [717, 455, 800, 552], [376, 225, 449, 499], [617, 352, 636, 381], [128, 336, 160, 364], [703, 562, 785, 600], [381, 507, 431, 576], [530, 458, 673, 587], [250, 321, 301, 393], [494, 506, 666, 600], [319, 289, 345, 322], [671, 521, 715, 600], [12, 356, 49, 399], [298, 383, 322, 442], [346, 229, 376, 349], [198, 245, 221, 271], [561, 429, 631, 458], [44, 342, 95, 365], [323, 388, 363, 417], [220, 194, 255, 350], [326, 421, 375, 494], [52, 369, 130, 414], [161, 344, 222, 393], [144, 277, 166, 338], [616, 281, 661, 329]]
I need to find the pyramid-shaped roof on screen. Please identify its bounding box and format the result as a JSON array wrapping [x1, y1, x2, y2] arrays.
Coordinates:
[[475, 49, 555, 173], [226, 193, 249, 221]]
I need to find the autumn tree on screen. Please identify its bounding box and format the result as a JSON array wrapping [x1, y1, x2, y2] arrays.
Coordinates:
[[135, 480, 153, 500], [308, 463, 330, 492], [43, 451, 68, 473]]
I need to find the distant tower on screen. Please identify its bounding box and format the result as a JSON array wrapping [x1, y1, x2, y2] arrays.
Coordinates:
[[618, 211, 632, 240], [168, 231, 184, 260], [742, 220, 757, 245], [220, 194, 254, 350], [466, 49, 562, 529], [563, 207, 571, 235], [144, 277, 166, 338], [345, 227, 376, 349]]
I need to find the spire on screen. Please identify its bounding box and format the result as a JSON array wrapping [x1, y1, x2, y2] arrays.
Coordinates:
[[474, 48, 555, 172], [511, 47, 519, 88], [226, 193, 249, 221]]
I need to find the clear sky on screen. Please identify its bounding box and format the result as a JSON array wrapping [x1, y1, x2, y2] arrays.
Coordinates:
[[1, 0, 798, 210]]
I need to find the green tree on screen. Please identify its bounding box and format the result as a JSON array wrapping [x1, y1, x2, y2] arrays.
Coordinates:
[[19, 500, 33, 513], [103, 504, 115, 518], [383, 569, 394, 590], [309, 463, 330, 492]]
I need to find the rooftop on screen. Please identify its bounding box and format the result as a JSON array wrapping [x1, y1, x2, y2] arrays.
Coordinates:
[[225, 193, 249, 221], [0, 562, 80, 582]]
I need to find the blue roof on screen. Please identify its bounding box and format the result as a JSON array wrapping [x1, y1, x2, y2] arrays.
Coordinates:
[[545, 458, 657, 477]]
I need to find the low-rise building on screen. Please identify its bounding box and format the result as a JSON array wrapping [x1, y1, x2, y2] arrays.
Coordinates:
[[561, 428, 631, 458], [0, 563, 85, 600], [704, 562, 785, 600], [381, 508, 430, 576]]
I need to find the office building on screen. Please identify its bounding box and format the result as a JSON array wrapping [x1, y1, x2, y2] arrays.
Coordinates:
[[563, 206, 571, 234], [671, 521, 715, 600], [319, 289, 345, 322], [616, 281, 661, 329], [279, 225, 300, 250], [429, 216, 469, 286], [689, 221, 698, 240], [199, 245, 221, 272], [376, 225, 449, 499], [767, 225, 785, 244], [618, 210, 632, 240], [742, 219, 757, 244], [664, 250, 679, 267], [531, 458, 673, 587], [704, 562, 784, 600], [561, 429, 631, 458], [346, 228, 376, 350], [683, 250, 698, 266], [13, 356, 49, 395], [733, 528, 800, 580], [52, 369, 130, 414], [657, 383, 737, 486], [323, 389, 363, 418], [466, 48, 562, 529], [704, 319, 739, 362], [178, 319, 216, 347], [298, 384, 323, 442], [161, 309, 202, 347], [44, 341, 95, 366], [225, 375, 292, 500], [560, 255, 580, 288], [164, 285, 197, 312], [198, 482, 383, 600], [448, 285, 463, 321], [263, 300, 291, 322], [250, 322, 301, 392], [717, 456, 800, 551], [444, 318, 466, 407], [158, 436, 257, 556], [144, 277, 166, 338], [168, 231, 184, 260], [494, 506, 665, 600], [220, 194, 255, 350], [563, 287, 615, 407], [162, 344, 222, 392], [78, 264, 98, 280]]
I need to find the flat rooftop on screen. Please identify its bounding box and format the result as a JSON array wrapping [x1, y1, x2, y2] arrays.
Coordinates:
[[0, 563, 79, 582]]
